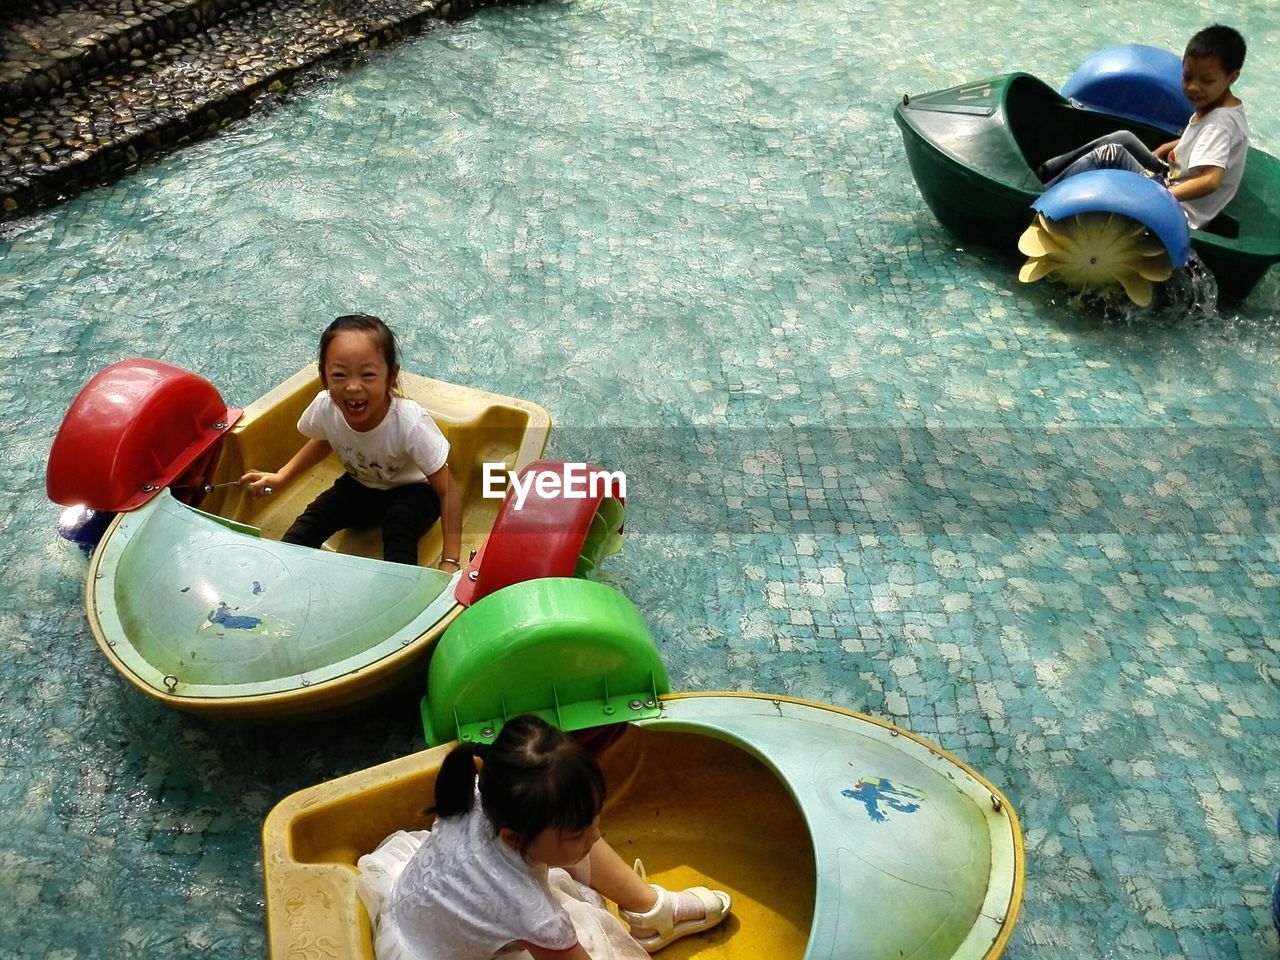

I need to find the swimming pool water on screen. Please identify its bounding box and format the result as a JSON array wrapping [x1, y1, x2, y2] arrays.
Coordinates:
[[2, 0, 1278, 956]]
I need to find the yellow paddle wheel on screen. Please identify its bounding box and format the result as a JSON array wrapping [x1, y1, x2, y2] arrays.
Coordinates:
[[1018, 211, 1174, 306]]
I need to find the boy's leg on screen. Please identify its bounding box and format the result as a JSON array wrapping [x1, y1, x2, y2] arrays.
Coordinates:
[[282, 474, 366, 548], [380, 483, 442, 565], [1039, 130, 1166, 184]]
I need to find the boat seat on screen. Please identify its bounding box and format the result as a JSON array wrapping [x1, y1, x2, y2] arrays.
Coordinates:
[[1005, 77, 1167, 171], [1199, 212, 1240, 239]]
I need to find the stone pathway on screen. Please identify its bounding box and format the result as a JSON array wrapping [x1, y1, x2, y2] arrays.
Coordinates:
[[0, 0, 521, 220]]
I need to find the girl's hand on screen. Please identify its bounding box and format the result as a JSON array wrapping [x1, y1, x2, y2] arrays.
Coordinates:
[[437, 557, 462, 573], [239, 470, 282, 496]]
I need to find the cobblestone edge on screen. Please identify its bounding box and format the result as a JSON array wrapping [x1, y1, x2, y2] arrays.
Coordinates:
[[1, 0, 538, 222]]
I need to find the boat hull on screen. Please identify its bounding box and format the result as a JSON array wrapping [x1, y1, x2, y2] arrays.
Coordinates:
[[263, 693, 1023, 960]]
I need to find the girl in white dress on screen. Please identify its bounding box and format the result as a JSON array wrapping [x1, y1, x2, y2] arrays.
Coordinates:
[[356, 715, 732, 960]]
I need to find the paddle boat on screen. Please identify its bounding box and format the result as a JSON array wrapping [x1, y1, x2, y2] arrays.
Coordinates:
[[893, 45, 1280, 304], [263, 574, 1025, 960], [45, 358, 631, 721]]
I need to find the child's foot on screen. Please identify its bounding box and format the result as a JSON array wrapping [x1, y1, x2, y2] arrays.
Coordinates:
[[619, 861, 732, 953], [627, 888, 712, 939]]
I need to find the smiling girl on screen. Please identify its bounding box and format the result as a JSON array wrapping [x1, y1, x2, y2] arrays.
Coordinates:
[[240, 313, 462, 570]]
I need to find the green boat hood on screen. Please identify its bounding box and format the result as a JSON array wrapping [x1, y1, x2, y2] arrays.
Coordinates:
[[896, 73, 1044, 193], [642, 695, 1021, 960]]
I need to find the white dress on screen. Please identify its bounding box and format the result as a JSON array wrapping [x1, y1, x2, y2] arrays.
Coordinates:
[[356, 805, 648, 960]]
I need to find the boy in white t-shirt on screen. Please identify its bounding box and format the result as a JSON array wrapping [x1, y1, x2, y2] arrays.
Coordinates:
[[1037, 25, 1248, 229]]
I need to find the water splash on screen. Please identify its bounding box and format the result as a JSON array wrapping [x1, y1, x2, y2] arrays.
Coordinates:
[[1051, 251, 1221, 328], [1155, 251, 1219, 323]]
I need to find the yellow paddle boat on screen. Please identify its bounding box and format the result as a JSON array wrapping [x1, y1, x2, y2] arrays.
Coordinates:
[[263, 578, 1024, 959], [46, 358, 562, 721]]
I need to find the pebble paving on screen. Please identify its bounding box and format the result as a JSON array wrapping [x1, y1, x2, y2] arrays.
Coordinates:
[[0, 0, 524, 219], [1, 0, 1279, 958]]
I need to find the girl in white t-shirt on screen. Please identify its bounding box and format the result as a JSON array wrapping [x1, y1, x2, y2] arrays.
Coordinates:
[[356, 715, 732, 960], [240, 314, 462, 570]]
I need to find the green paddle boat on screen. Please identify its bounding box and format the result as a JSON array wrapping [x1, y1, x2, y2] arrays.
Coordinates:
[[894, 59, 1280, 302]]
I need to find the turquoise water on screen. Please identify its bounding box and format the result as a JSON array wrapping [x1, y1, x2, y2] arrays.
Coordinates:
[[3, 0, 1280, 956]]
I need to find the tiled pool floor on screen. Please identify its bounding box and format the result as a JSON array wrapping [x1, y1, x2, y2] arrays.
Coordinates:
[[1, 0, 1278, 957]]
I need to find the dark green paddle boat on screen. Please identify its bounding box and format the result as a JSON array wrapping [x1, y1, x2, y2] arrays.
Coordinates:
[[893, 48, 1280, 303]]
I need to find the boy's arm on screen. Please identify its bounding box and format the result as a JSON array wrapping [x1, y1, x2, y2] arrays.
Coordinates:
[[1168, 165, 1225, 202], [1153, 139, 1179, 159], [240, 438, 332, 495]]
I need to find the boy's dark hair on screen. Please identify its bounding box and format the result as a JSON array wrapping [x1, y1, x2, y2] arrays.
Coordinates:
[[1185, 24, 1246, 75], [318, 313, 399, 379], [434, 714, 606, 854]]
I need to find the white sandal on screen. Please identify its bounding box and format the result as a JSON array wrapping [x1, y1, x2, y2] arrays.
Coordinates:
[[619, 860, 732, 953]]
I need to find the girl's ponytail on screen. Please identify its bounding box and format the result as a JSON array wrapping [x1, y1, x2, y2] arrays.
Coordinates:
[[434, 742, 485, 818]]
